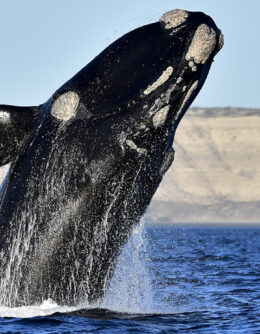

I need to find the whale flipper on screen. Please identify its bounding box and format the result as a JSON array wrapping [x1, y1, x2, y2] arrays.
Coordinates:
[[0, 105, 38, 166]]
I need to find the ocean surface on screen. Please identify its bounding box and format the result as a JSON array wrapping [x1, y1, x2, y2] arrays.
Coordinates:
[[0, 223, 259, 333]]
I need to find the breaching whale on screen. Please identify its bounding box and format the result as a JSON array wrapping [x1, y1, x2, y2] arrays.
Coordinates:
[[0, 9, 223, 306]]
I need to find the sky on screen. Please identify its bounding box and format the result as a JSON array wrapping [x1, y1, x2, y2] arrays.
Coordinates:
[[0, 0, 259, 108]]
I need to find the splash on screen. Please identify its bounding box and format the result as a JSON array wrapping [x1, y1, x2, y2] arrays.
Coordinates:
[[0, 219, 155, 317], [102, 219, 154, 314], [0, 299, 78, 318], [0, 101, 158, 309]]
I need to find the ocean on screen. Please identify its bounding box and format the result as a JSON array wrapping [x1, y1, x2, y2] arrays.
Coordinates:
[[0, 223, 259, 333]]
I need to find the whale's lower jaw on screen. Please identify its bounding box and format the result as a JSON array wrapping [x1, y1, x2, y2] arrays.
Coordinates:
[[0, 9, 223, 306]]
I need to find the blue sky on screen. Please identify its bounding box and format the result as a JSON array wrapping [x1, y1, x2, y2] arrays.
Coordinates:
[[0, 0, 258, 108]]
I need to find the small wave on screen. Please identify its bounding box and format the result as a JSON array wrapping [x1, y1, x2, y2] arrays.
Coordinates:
[[0, 301, 197, 321], [0, 299, 80, 318], [0, 300, 164, 320]]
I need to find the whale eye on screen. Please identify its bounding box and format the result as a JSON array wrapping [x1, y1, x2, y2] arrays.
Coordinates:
[[51, 91, 79, 121]]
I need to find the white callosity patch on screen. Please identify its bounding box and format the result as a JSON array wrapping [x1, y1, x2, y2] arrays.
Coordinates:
[[177, 80, 198, 118], [160, 9, 188, 30], [144, 66, 173, 95], [153, 105, 170, 128], [0, 111, 10, 124], [218, 33, 224, 51], [139, 124, 147, 130], [146, 68, 186, 130], [188, 60, 197, 72], [51, 91, 79, 121], [147, 85, 175, 129], [186, 24, 217, 65], [147, 68, 186, 118], [126, 139, 146, 155], [159, 148, 175, 176]]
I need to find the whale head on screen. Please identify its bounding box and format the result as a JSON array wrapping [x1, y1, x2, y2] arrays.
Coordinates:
[[45, 9, 223, 183]]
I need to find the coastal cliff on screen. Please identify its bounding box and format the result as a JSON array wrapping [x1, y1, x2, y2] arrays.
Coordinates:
[[149, 107, 260, 223]]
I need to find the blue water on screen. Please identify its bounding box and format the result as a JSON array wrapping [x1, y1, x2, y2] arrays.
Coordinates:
[[0, 224, 259, 333]]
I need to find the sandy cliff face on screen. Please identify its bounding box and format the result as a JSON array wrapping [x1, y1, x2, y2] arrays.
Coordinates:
[[1, 108, 260, 222], [150, 107, 260, 223]]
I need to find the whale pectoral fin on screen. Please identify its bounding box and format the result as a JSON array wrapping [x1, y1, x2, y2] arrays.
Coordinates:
[[0, 105, 38, 166]]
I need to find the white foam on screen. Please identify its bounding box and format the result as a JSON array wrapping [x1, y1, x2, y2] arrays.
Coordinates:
[[0, 220, 155, 317], [102, 219, 154, 314], [0, 299, 79, 318]]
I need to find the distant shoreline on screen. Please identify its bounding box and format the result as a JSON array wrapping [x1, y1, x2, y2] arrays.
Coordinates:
[[187, 107, 260, 117], [144, 221, 260, 227]]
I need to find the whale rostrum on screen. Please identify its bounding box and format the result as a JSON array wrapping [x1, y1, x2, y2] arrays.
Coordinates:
[[0, 9, 223, 306]]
